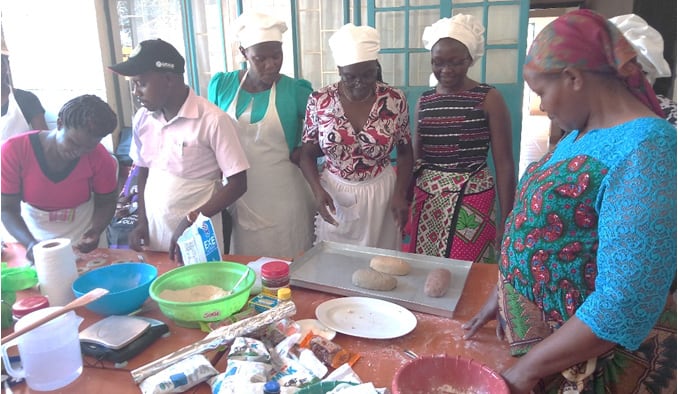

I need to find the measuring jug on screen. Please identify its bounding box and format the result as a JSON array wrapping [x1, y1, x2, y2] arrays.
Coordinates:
[[1, 307, 84, 391]]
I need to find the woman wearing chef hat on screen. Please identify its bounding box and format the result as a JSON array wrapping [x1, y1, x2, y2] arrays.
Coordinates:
[[299, 23, 413, 250], [609, 13, 675, 125], [208, 11, 316, 258], [405, 14, 516, 262]]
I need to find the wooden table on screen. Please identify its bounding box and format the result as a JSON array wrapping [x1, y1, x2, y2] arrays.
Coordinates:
[[1, 244, 516, 393]]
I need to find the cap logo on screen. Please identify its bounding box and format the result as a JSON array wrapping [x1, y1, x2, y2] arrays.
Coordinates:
[[155, 61, 175, 70]]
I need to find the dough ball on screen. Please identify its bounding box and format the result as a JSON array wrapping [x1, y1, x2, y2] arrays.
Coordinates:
[[352, 268, 397, 291], [424, 268, 452, 298], [369, 255, 411, 276]]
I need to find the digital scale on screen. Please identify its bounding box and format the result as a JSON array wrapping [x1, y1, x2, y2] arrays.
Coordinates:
[[79, 315, 169, 367]]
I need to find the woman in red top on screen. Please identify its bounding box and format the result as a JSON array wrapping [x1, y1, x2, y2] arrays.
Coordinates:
[[1, 95, 118, 260]]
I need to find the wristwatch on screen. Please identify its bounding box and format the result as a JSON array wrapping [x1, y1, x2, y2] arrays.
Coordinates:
[[186, 210, 200, 225]]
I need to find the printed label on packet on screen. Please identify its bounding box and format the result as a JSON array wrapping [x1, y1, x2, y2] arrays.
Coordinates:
[[177, 213, 222, 265]]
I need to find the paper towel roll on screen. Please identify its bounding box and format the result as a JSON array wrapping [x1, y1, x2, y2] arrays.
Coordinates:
[[33, 238, 78, 306]]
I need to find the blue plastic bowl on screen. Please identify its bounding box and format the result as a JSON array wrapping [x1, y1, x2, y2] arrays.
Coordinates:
[[72, 262, 158, 315]]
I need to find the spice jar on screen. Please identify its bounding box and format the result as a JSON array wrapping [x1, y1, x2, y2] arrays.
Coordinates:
[[261, 261, 290, 297]]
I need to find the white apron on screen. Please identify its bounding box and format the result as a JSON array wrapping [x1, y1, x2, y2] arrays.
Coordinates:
[[315, 168, 399, 250], [227, 72, 315, 258], [144, 168, 223, 252], [1, 89, 31, 144], [20, 198, 106, 248]]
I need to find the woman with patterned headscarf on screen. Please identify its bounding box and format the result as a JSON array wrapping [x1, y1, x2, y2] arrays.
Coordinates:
[[463, 9, 676, 393], [405, 14, 516, 262]]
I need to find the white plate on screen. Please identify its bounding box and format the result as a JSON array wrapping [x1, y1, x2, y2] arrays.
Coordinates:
[[296, 319, 336, 341], [315, 297, 417, 339]]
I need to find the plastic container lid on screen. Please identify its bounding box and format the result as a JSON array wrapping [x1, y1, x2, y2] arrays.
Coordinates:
[[261, 261, 289, 279], [12, 295, 50, 319], [263, 380, 281, 393], [277, 287, 291, 301]]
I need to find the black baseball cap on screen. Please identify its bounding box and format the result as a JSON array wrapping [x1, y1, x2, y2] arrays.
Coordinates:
[[109, 39, 185, 76]]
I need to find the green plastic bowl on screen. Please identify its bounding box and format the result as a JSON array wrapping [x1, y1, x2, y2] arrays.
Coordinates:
[[149, 262, 255, 328]]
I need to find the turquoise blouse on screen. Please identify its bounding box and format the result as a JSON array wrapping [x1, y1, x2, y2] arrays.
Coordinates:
[[207, 71, 312, 153], [501, 117, 676, 350]]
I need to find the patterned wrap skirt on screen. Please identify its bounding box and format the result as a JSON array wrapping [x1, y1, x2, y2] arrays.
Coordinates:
[[498, 274, 677, 393], [406, 166, 497, 262]]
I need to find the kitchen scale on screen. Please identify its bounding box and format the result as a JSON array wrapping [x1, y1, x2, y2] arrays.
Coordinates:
[[79, 315, 169, 367]]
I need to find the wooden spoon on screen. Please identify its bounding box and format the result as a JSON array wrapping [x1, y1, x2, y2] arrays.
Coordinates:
[[1, 287, 109, 343]]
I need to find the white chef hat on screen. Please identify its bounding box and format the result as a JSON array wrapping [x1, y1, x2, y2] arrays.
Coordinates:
[[609, 14, 671, 84], [232, 11, 287, 49], [328, 23, 380, 67], [422, 14, 485, 63]]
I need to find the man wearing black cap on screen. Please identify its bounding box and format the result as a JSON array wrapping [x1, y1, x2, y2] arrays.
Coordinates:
[[109, 39, 249, 262]]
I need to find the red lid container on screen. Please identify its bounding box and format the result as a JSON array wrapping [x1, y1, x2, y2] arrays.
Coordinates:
[[12, 295, 50, 319], [261, 261, 290, 280]]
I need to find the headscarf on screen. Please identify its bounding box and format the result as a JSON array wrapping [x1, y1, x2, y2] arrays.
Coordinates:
[[232, 11, 287, 49], [328, 23, 380, 67], [525, 9, 663, 117], [609, 14, 671, 84], [421, 14, 485, 64]]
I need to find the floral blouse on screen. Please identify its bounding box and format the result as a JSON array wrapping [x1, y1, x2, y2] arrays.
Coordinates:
[[302, 82, 410, 181]]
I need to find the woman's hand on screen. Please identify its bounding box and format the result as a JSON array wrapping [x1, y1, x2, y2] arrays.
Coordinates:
[[390, 193, 409, 230], [129, 221, 149, 252], [462, 286, 504, 340], [501, 366, 539, 394], [314, 187, 337, 226], [74, 229, 100, 253]]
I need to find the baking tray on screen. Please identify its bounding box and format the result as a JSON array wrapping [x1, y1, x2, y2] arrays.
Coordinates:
[[290, 241, 473, 318]]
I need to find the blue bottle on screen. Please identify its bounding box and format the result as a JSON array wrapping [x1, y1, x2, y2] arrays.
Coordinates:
[[263, 380, 280, 394]]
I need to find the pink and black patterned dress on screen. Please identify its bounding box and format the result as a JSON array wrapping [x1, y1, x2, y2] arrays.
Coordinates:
[[406, 84, 497, 262]]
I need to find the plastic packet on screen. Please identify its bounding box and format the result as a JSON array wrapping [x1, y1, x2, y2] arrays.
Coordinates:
[[300, 333, 360, 369], [229, 336, 271, 363], [210, 359, 272, 385], [271, 355, 319, 388], [138, 354, 218, 394], [176, 213, 222, 265], [251, 318, 300, 346], [323, 363, 363, 384]]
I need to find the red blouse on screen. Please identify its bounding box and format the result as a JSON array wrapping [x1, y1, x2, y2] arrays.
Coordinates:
[[1, 131, 117, 210]]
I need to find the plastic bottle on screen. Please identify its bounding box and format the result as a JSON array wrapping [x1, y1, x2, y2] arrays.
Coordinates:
[[261, 261, 290, 297], [263, 380, 280, 394], [276, 287, 291, 301]]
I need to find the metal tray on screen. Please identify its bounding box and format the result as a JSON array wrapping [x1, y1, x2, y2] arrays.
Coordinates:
[[290, 241, 473, 318]]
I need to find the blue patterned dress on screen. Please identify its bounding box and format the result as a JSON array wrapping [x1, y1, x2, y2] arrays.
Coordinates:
[[499, 117, 676, 393]]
